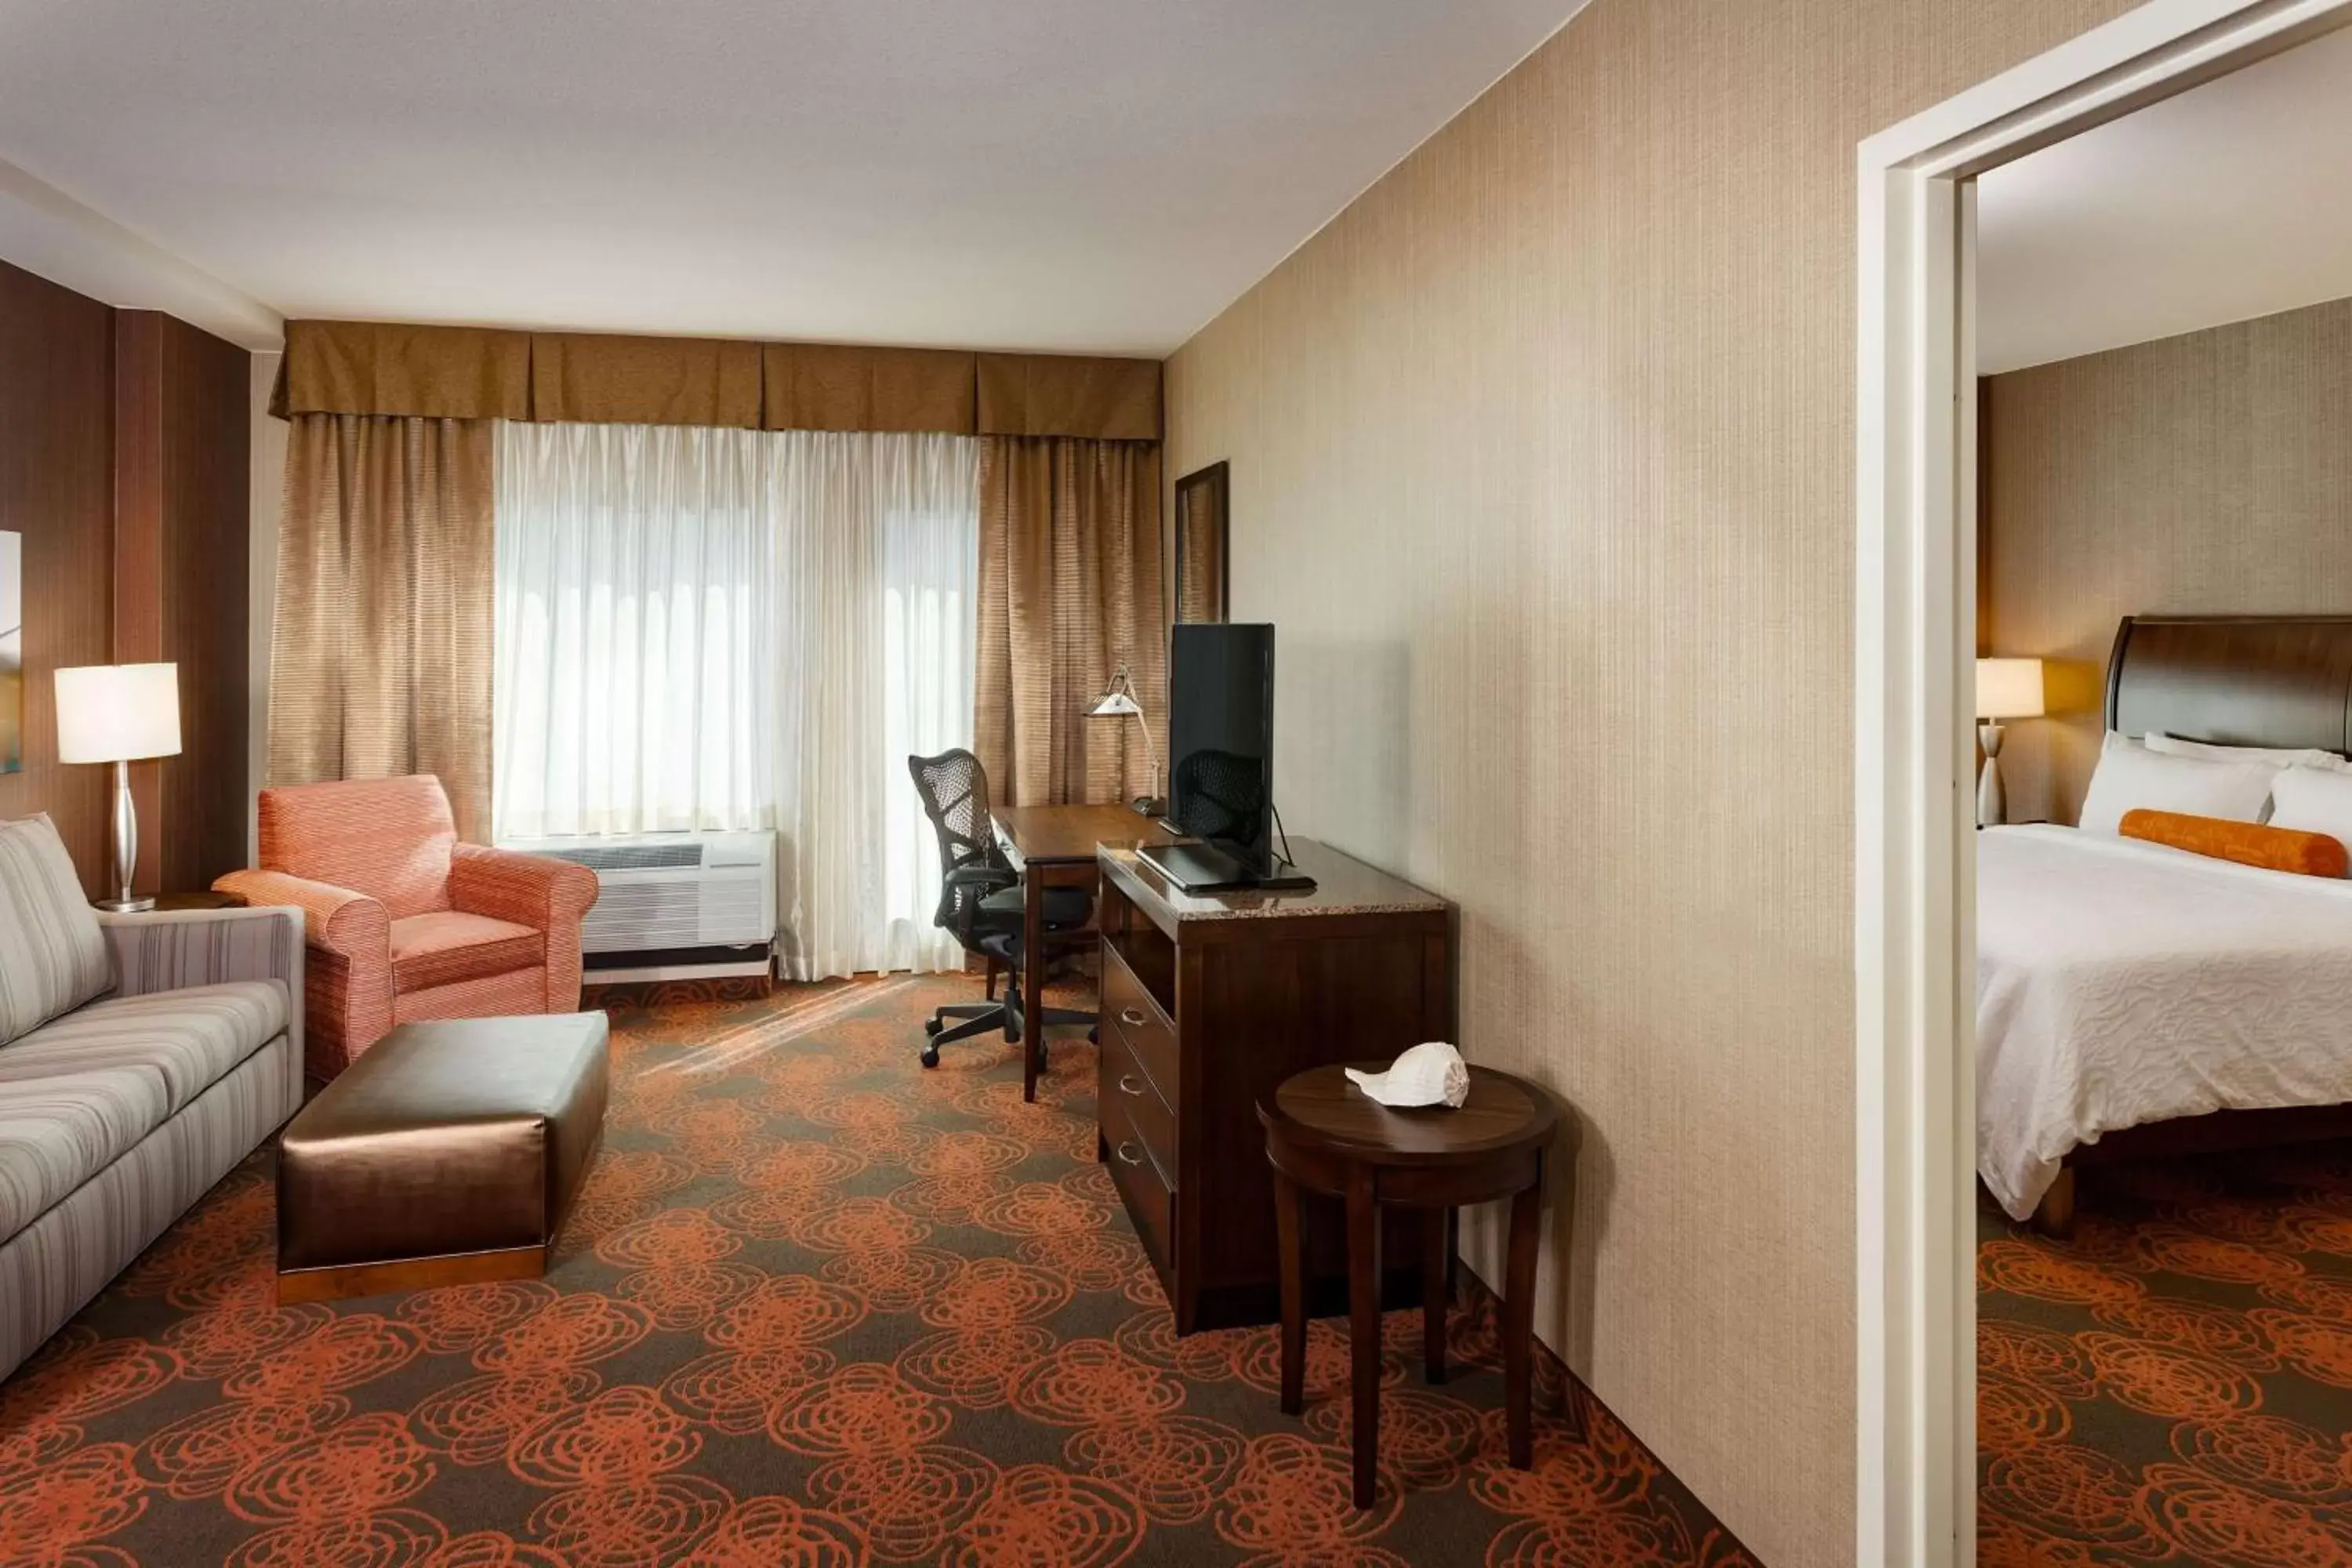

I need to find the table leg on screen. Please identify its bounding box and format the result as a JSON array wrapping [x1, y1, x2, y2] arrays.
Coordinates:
[[1421, 1207, 1449, 1385], [1276, 1170, 1306, 1417], [1347, 1164, 1381, 1509], [1504, 1163, 1542, 1471], [1022, 868, 1046, 1102]]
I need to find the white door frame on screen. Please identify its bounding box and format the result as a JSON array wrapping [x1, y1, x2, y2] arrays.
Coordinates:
[[1853, 2, 2352, 1563]]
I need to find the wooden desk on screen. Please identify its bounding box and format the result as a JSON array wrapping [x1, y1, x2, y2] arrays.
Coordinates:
[[991, 803, 1179, 1102], [1094, 838, 1454, 1331]]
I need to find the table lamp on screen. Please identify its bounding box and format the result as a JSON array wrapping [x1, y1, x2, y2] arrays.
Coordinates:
[[56, 662, 181, 912], [1975, 656, 2044, 828], [1087, 664, 1165, 815]]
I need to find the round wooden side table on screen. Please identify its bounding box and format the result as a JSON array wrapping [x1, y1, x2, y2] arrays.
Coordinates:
[[1258, 1062, 1561, 1508]]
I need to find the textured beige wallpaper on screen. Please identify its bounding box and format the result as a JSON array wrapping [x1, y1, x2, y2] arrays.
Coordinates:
[[1164, 1, 2135, 1561], [1983, 296, 2352, 825]]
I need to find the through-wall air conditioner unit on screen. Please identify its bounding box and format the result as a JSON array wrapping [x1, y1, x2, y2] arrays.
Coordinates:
[[503, 829, 777, 983]]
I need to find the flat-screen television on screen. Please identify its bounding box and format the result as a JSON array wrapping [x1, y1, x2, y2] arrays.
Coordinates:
[[1145, 622, 1313, 892]]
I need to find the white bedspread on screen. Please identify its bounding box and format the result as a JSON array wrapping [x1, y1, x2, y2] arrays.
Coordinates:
[[1976, 825, 2352, 1219]]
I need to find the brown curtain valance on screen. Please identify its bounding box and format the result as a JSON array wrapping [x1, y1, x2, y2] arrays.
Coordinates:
[[274, 321, 1161, 438], [270, 321, 531, 421], [761, 342, 976, 433], [975, 354, 1161, 441], [530, 332, 764, 428]]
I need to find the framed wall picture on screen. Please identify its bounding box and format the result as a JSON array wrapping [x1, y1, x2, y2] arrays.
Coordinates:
[[1174, 461, 1229, 623], [0, 531, 19, 774]]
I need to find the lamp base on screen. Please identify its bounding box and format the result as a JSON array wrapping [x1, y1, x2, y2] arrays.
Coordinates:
[[95, 895, 156, 914], [1130, 796, 1167, 818]]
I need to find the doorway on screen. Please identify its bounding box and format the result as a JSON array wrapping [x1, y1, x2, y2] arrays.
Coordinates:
[[1854, 2, 2352, 1564]]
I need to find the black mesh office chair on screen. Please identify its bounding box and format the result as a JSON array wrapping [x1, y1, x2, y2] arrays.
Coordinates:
[[908, 748, 1096, 1069]]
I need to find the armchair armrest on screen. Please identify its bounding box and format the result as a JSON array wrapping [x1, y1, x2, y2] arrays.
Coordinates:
[[100, 906, 306, 1098], [211, 869, 390, 960], [449, 844, 600, 931]]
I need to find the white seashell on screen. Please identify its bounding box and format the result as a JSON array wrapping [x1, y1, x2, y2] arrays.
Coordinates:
[[1345, 1042, 1470, 1109]]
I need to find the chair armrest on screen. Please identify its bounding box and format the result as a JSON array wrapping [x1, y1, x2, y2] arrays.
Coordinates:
[[448, 844, 600, 931], [211, 869, 390, 960]]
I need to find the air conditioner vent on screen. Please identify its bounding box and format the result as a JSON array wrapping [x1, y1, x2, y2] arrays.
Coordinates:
[[499, 830, 777, 960], [539, 843, 706, 872]]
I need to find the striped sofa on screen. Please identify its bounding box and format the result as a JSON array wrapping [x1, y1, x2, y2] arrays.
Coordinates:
[[0, 814, 304, 1382]]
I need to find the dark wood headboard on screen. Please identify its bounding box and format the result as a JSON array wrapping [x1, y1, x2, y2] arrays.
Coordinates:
[[2106, 615, 2352, 754]]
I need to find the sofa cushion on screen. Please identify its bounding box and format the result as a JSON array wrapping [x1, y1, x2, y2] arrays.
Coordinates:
[[389, 912, 545, 992], [0, 982, 289, 1116], [0, 1066, 174, 1240], [0, 815, 113, 1047]]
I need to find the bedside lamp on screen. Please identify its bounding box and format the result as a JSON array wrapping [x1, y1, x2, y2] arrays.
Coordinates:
[[1975, 657, 2044, 828], [56, 662, 181, 912], [1087, 664, 1164, 816]]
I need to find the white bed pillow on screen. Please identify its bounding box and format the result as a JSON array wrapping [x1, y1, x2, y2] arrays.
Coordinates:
[[2264, 766, 2352, 855], [2144, 731, 2350, 773], [2078, 733, 2281, 834]]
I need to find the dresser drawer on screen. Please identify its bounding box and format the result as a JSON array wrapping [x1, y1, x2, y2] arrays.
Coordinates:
[[1101, 942, 1178, 1102], [1099, 1058, 1174, 1271], [1101, 1027, 1176, 1182]]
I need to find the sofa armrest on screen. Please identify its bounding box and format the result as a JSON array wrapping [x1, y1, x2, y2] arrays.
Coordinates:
[[212, 869, 390, 960], [99, 906, 307, 1089], [450, 844, 600, 931]]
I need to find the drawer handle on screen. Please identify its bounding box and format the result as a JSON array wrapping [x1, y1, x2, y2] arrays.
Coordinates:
[[1119, 1007, 1149, 1029], [1114, 1141, 1145, 1167], [1117, 1074, 1147, 1098]]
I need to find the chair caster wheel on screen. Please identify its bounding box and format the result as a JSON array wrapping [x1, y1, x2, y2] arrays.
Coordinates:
[[1088, 1026, 1098, 1045], [920, 1045, 941, 1069], [924, 1018, 943, 1037]]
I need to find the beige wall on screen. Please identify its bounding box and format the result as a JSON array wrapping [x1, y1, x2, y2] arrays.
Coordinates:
[[1982, 296, 2352, 826], [1164, 1, 2134, 1560]]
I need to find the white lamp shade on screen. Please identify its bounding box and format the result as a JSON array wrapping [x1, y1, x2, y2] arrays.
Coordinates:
[[56, 663, 182, 763], [1088, 691, 1143, 717], [1975, 657, 2045, 720]]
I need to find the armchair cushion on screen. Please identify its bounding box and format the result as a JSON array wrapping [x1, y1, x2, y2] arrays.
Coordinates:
[[258, 775, 459, 920], [389, 912, 545, 992], [0, 815, 112, 1047], [0, 982, 288, 1116]]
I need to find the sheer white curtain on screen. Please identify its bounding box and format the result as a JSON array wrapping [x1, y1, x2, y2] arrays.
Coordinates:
[[492, 421, 978, 977], [771, 432, 978, 978], [493, 422, 771, 836]]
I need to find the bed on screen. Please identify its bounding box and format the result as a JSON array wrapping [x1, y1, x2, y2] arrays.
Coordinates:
[[1977, 614, 2352, 1229]]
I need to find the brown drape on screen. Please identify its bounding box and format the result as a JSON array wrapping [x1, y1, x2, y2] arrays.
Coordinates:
[[267, 415, 495, 841], [975, 437, 1167, 808], [274, 322, 1162, 440]]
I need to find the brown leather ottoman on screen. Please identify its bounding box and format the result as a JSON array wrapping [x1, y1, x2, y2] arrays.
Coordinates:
[[276, 1013, 608, 1304]]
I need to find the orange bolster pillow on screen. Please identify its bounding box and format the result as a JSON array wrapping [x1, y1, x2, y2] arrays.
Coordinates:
[[2119, 809, 2348, 878]]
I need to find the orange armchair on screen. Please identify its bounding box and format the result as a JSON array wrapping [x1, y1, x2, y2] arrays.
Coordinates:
[[215, 775, 599, 1082]]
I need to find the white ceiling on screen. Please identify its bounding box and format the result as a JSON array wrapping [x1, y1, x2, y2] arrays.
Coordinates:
[[0, 0, 1584, 356], [1977, 22, 2352, 375]]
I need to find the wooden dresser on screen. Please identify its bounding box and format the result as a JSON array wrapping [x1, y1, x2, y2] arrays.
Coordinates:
[[1094, 839, 1453, 1332]]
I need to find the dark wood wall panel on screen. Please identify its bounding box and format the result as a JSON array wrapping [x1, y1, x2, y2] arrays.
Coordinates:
[[0, 267, 250, 900], [114, 310, 252, 892], [0, 260, 115, 895]]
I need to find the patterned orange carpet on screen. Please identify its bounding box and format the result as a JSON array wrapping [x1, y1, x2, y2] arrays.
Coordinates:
[[1978, 1149, 2352, 1567], [1, 975, 1756, 1568]]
